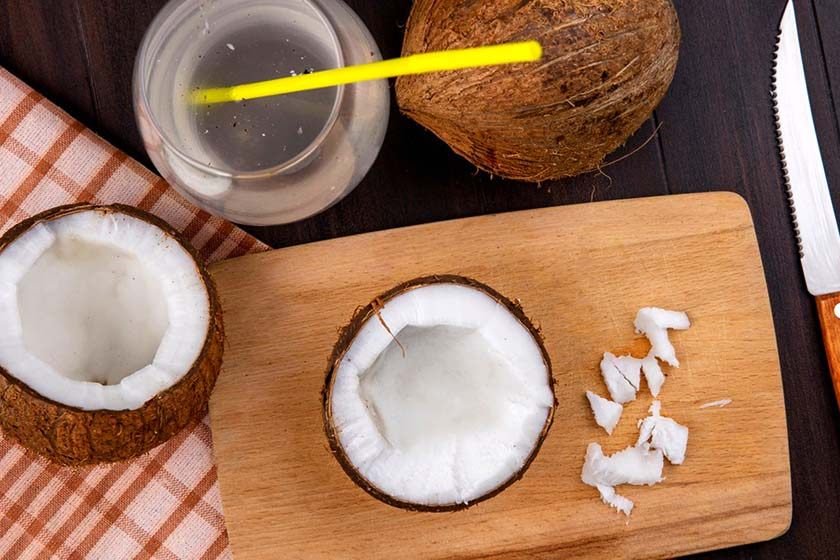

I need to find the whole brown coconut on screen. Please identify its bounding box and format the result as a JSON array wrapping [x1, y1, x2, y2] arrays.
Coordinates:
[[396, 0, 681, 182], [0, 204, 224, 465]]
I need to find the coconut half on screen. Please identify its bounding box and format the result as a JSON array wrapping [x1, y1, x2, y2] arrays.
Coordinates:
[[0, 204, 223, 465], [323, 275, 555, 511]]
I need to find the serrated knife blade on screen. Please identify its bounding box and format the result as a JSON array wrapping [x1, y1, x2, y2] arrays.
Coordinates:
[[774, 0, 840, 406], [773, 0, 840, 295]]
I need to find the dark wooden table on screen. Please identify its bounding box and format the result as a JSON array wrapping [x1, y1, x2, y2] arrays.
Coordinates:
[[2, 0, 839, 557]]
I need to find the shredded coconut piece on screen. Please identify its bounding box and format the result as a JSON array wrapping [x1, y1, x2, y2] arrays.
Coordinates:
[[596, 483, 634, 516], [581, 442, 663, 487], [599, 352, 642, 404], [581, 442, 663, 518], [637, 401, 689, 465], [700, 398, 732, 409], [634, 307, 690, 367], [586, 391, 623, 435], [641, 354, 665, 397], [614, 355, 642, 389]]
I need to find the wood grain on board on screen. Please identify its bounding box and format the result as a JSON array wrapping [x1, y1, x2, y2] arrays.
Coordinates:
[[208, 192, 791, 559]]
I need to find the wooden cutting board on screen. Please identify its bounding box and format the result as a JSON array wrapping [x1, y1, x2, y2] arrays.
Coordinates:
[[208, 192, 791, 559]]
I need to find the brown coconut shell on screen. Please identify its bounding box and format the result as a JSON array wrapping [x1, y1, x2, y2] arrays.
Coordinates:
[[323, 275, 556, 512], [0, 204, 224, 466], [396, 0, 681, 182]]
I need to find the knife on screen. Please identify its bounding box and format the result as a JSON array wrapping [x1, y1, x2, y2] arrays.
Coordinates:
[[773, 0, 840, 408]]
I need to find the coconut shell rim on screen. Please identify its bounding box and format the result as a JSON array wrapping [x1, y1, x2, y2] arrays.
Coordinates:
[[322, 274, 556, 513], [0, 203, 224, 464]]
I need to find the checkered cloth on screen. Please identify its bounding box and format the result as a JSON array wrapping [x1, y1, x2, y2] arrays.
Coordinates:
[[0, 67, 269, 559]]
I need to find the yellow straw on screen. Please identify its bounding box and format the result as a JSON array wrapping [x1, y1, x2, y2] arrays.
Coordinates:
[[190, 40, 542, 105]]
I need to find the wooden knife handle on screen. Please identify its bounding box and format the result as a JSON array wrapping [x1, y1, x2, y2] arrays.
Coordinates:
[[816, 292, 840, 407]]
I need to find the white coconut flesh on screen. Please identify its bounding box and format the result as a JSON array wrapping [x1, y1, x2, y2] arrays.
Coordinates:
[[585, 391, 622, 435], [0, 210, 210, 411], [330, 283, 553, 507], [634, 307, 690, 367]]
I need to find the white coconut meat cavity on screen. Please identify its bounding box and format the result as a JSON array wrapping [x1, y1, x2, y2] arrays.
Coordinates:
[[324, 276, 555, 511], [0, 204, 223, 465]]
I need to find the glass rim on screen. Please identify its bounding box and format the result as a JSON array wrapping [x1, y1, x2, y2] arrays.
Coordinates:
[[133, 0, 346, 179]]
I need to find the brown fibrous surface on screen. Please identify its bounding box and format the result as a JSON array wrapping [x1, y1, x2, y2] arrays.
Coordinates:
[[396, 0, 681, 182]]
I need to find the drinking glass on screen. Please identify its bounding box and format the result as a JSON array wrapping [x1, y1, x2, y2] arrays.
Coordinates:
[[133, 0, 389, 225]]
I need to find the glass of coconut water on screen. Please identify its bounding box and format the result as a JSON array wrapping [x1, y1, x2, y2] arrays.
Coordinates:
[[134, 0, 389, 225]]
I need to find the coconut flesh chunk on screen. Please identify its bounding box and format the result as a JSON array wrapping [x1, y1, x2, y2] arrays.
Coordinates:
[[637, 401, 689, 465], [641, 355, 665, 397], [634, 307, 690, 367], [326, 279, 554, 509], [581, 442, 663, 517], [0, 209, 210, 411], [581, 442, 663, 487], [599, 352, 641, 404], [585, 391, 623, 435]]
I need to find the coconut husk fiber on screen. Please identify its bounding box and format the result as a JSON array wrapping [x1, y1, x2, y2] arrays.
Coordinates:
[[396, 0, 681, 182]]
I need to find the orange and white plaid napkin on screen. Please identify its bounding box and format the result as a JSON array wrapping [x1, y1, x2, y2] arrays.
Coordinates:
[[0, 67, 269, 559]]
